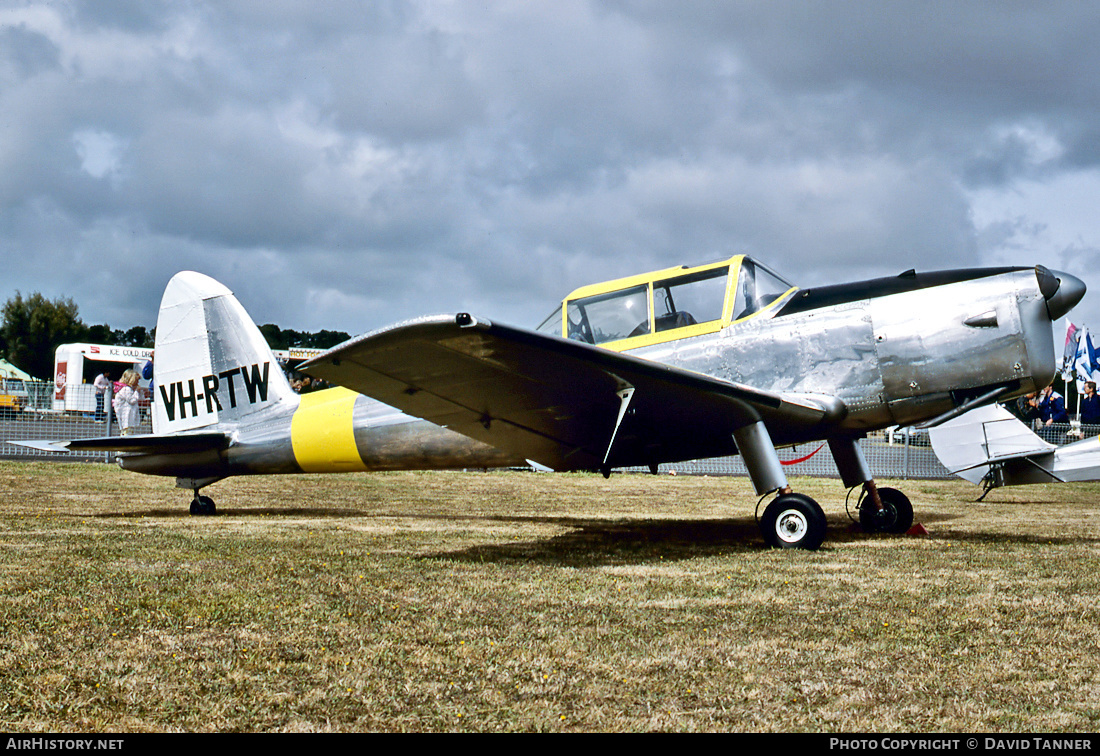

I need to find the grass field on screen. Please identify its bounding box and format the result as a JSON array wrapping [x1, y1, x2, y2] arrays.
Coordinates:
[[1, 460, 1099, 732]]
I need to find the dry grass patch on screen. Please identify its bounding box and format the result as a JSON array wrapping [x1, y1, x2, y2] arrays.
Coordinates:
[[1, 461, 1099, 731]]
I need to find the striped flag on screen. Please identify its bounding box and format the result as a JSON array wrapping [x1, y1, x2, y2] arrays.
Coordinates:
[[1063, 322, 1080, 382], [1073, 327, 1100, 392]]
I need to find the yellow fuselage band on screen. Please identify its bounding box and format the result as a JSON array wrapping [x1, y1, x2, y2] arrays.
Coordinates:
[[290, 387, 369, 472]]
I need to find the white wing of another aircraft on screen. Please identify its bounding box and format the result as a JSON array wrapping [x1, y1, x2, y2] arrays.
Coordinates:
[[928, 404, 1055, 485], [929, 403, 1100, 493]]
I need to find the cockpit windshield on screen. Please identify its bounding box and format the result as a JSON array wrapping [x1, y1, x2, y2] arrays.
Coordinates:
[[536, 308, 561, 336], [733, 259, 795, 321]]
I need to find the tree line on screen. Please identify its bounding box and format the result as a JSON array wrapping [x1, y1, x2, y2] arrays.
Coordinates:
[[1, 292, 350, 380]]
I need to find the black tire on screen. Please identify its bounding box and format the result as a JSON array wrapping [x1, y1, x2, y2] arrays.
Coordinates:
[[189, 495, 216, 516], [760, 493, 827, 550], [859, 487, 913, 534]]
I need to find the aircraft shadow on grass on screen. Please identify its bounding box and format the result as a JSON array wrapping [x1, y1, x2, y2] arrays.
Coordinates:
[[92, 506, 365, 519], [426, 511, 1100, 565], [87, 506, 1098, 564], [420, 513, 929, 565]]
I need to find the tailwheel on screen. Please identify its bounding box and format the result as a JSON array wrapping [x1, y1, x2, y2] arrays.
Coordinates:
[[189, 494, 217, 516], [760, 493, 827, 550], [858, 486, 912, 534]]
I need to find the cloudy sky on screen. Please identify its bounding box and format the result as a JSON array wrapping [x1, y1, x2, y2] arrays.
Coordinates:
[[3, 1, 1100, 339]]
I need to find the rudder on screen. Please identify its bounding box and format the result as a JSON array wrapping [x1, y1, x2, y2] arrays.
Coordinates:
[[152, 271, 297, 434]]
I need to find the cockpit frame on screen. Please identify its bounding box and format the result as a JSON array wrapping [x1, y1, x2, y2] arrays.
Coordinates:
[[539, 255, 798, 352]]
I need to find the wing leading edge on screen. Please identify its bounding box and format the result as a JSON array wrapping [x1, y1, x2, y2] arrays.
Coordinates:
[[301, 314, 847, 471]]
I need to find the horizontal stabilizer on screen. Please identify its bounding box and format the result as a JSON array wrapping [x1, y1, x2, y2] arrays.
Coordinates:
[[8, 432, 231, 456]]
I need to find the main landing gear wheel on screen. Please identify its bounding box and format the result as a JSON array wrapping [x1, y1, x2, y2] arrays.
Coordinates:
[[858, 486, 913, 534], [760, 493, 827, 550], [190, 494, 216, 516]]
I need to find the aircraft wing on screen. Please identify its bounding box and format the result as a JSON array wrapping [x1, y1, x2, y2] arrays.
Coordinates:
[[300, 314, 846, 471], [8, 432, 231, 456], [928, 404, 1055, 484]]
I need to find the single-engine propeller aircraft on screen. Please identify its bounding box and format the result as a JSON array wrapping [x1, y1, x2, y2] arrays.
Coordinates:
[[929, 402, 1100, 498], [13, 257, 1085, 550]]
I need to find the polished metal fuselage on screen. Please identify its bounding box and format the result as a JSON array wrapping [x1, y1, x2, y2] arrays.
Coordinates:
[[630, 268, 1054, 439], [121, 267, 1062, 481], [120, 395, 525, 480]]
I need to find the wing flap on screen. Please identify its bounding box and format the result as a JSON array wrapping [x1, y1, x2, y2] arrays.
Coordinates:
[[302, 315, 845, 470]]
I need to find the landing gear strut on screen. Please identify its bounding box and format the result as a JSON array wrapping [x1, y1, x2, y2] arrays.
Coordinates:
[[178, 476, 224, 516], [735, 422, 828, 550], [829, 437, 914, 535], [190, 493, 216, 516], [736, 425, 917, 549]]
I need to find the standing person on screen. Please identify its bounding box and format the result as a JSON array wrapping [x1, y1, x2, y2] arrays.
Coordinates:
[[1038, 384, 1069, 425], [93, 370, 111, 422], [1081, 381, 1100, 432], [142, 351, 155, 407], [1037, 384, 1069, 443], [112, 369, 142, 435]]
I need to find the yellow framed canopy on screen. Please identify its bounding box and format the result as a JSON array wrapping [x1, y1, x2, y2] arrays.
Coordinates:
[[538, 255, 798, 351]]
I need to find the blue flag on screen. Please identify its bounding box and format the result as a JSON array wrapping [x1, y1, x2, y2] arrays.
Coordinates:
[[1074, 327, 1100, 391]]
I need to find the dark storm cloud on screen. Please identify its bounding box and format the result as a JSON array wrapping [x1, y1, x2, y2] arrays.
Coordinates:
[[1, 0, 1099, 333]]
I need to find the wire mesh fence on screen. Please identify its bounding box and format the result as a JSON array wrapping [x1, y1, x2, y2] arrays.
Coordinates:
[[1, 378, 1093, 480], [645, 432, 954, 480], [1, 379, 152, 463]]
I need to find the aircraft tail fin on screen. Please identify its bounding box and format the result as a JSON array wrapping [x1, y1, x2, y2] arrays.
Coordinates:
[[153, 272, 297, 434], [928, 403, 1055, 485]]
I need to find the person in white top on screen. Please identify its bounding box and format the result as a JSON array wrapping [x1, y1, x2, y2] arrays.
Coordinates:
[[112, 369, 142, 435], [93, 371, 111, 421]]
